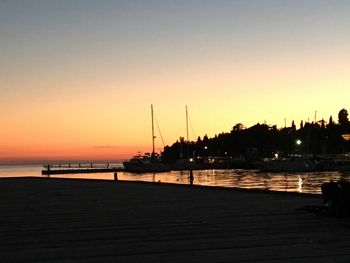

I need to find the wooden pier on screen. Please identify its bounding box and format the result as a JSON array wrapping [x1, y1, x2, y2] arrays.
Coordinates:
[[41, 163, 124, 175]]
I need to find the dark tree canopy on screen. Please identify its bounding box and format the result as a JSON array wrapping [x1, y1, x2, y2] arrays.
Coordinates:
[[338, 108, 349, 126], [291, 120, 296, 131], [232, 123, 244, 132], [162, 108, 350, 162], [329, 115, 334, 125]]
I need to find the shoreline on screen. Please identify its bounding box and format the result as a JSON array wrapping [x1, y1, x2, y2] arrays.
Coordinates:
[[0, 165, 344, 194], [1, 175, 321, 197]]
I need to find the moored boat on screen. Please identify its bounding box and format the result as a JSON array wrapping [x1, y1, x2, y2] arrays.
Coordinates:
[[123, 105, 170, 173], [258, 154, 338, 172], [123, 153, 170, 173], [259, 156, 318, 172]]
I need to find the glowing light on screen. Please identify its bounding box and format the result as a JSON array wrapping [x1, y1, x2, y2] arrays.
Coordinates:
[[297, 175, 303, 193], [342, 134, 350, 141], [296, 140, 302, 145]]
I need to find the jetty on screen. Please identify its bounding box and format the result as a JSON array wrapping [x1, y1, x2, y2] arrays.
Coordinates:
[[42, 163, 124, 175], [1, 177, 350, 262]]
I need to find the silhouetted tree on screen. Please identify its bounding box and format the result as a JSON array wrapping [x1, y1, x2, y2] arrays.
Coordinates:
[[328, 115, 335, 128], [291, 120, 296, 131], [231, 123, 244, 132], [330, 115, 334, 124], [162, 107, 350, 162], [338, 108, 349, 126], [203, 134, 209, 142]]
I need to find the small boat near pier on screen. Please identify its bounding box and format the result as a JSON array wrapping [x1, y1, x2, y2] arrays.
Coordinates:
[[123, 105, 170, 173]]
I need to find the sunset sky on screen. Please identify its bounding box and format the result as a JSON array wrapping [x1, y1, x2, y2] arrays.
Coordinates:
[[1, 0, 350, 163]]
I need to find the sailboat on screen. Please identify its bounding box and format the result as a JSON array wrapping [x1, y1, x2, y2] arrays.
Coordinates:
[[123, 105, 170, 173], [170, 105, 196, 170]]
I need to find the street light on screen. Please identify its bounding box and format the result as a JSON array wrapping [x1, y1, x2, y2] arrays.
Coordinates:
[[203, 146, 208, 157], [295, 139, 302, 155]]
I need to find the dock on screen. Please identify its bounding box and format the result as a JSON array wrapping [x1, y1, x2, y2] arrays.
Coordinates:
[[1, 177, 350, 262], [42, 163, 124, 175]]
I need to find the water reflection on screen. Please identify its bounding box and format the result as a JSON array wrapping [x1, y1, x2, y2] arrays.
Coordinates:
[[47, 169, 350, 194], [2, 165, 350, 194], [137, 170, 350, 194]]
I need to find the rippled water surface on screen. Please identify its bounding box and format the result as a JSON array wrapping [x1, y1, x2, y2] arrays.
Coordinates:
[[1, 164, 350, 194]]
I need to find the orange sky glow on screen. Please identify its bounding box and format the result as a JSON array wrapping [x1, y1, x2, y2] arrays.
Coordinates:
[[1, 1, 350, 164]]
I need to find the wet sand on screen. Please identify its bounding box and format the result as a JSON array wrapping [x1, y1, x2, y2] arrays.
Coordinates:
[[1, 177, 350, 262]]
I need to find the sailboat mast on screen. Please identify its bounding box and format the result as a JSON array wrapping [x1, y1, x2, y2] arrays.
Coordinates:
[[186, 105, 189, 142], [151, 104, 155, 156]]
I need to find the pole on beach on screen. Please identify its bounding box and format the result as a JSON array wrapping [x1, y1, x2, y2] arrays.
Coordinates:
[[114, 172, 118, 182], [189, 169, 194, 185]]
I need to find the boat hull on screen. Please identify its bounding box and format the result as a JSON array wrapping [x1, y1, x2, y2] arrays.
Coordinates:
[[259, 158, 318, 172], [123, 161, 170, 173]]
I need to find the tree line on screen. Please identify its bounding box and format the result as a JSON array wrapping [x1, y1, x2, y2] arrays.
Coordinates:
[[162, 108, 350, 162]]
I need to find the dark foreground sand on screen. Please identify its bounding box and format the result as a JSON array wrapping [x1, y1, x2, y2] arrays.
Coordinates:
[[1, 177, 350, 262]]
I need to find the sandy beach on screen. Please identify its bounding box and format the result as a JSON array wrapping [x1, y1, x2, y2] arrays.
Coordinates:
[[1, 177, 350, 262]]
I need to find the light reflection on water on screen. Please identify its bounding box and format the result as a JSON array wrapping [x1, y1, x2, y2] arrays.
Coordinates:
[[1, 165, 350, 194]]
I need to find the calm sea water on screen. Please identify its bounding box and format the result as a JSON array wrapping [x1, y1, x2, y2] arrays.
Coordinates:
[[1, 164, 350, 194]]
